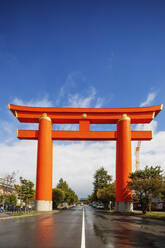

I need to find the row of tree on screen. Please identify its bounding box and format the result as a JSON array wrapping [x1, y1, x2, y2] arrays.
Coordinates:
[[0, 170, 79, 211], [88, 165, 165, 213], [0, 173, 35, 211], [52, 178, 78, 209], [15, 178, 35, 210], [1, 165, 164, 214], [88, 167, 116, 209], [128, 165, 165, 213], [0, 173, 78, 211]]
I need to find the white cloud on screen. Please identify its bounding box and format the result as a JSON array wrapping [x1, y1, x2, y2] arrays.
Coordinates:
[[140, 92, 157, 107], [4, 96, 53, 136], [55, 86, 104, 131], [132, 131, 165, 172], [133, 90, 160, 172], [135, 120, 158, 134], [54, 124, 79, 131], [0, 121, 14, 135], [65, 71, 86, 87], [95, 97, 104, 108], [13, 83, 105, 110], [0, 141, 37, 183], [55, 71, 106, 108], [1, 129, 165, 197], [67, 87, 104, 108], [13, 96, 53, 107], [67, 87, 96, 108], [55, 71, 86, 106], [0, 139, 116, 197], [53, 141, 116, 197]]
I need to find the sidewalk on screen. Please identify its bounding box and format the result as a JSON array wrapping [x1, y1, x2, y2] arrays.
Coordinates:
[[0, 210, 59, 220], [0, 212, 10, 218], [133, 210, 165, 214]]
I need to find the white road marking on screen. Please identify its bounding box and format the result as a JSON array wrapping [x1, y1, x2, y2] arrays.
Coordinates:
[[81, 207, 85, 248]]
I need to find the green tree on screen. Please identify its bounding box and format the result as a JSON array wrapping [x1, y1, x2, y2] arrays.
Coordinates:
[[65, 188, 78, 205], [160, 180, 165, 201], [56, 178, 78, 205], [5, 194, 17, 206], [93, 167, 112, 201], [52, 188, 65, 209], [57, 178, 69, 192], [87, 193, 95, 204], [127, 166, 164, 214], [97, 182, 116, 209], [15, 178, 35, 209]]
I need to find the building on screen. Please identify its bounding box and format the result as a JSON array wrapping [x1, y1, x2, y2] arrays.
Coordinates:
[[0, 177, 17, 195]]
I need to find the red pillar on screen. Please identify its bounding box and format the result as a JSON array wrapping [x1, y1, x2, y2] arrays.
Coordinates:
[[116, 114, 133, 212], [36, 113, 53, 211]]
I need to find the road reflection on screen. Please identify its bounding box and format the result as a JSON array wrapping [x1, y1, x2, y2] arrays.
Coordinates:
[[35, 215, 54, 248], [93, 215, 135, 248], [112, 221, 135, 248]]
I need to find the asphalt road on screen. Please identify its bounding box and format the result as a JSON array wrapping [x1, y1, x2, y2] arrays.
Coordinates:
[[0, 205, 165, 248]]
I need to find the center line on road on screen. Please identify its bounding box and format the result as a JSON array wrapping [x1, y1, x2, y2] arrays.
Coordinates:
[[81, 207, 85, 248]]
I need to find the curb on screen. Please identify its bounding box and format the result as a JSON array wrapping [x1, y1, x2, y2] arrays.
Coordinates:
[[0, 210, 59, 221]]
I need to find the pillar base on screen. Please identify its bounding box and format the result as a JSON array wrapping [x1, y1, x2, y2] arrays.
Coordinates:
[[36, 200, 52, 211], [115, 202, 133, 212]]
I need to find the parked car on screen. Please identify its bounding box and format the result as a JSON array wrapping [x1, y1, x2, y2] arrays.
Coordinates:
[[97, 204, 104, 209]]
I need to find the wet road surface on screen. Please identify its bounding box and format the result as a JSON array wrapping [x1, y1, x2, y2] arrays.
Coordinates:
[[0, 205, 165, 248]]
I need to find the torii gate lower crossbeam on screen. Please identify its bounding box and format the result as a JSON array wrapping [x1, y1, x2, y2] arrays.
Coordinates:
[[9, 104, 162, 212]]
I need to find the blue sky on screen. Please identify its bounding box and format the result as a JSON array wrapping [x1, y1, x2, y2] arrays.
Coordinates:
[[0, 1, 165, 197]]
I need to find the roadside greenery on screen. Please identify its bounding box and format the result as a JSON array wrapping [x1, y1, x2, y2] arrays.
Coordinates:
[[93, 167, 112, 199], [52, 188, 65, 209], [15, 178, 35, 210], [52, 178, 78, 209], [9, 211, 38, 216], [127, 166, 164, 214], [97, 182, 115, 209], [4, 194, 17, 206], [143, 212, 165, 219], [0, 172, 35, 212], [0, 194, 17, 208], [88, 167, 115, 209]]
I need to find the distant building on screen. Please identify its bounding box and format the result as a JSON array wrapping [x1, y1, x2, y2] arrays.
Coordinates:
[[80, 198, 88, 204], [0, 177, 17, 195]]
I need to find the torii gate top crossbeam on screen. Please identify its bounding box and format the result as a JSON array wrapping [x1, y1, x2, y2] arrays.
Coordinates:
[[8, 104, 162, 124]]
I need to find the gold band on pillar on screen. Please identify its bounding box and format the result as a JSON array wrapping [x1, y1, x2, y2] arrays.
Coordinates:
[[39, 113, 51, 121], [119, 113, 130, 121]]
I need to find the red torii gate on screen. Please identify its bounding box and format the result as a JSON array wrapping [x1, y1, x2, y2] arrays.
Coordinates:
[[9, 104, 162, 212]]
